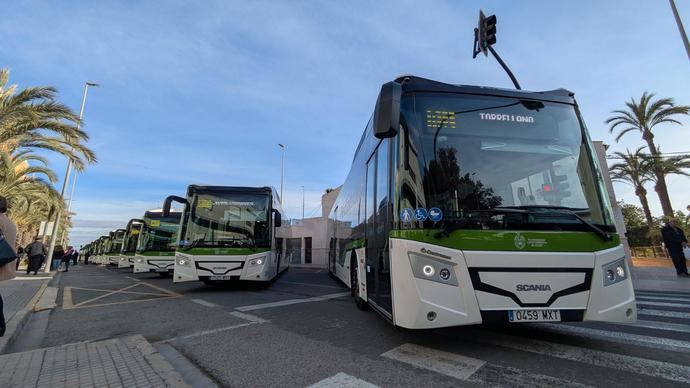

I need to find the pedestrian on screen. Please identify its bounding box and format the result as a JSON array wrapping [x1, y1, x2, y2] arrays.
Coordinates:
[[52, 245, 64, 271], [84, 250, 90, 265], [62, 246, 74, 272], [0, 196, 18, 337], [661, 218, 689, 277], [15, 246, 23, 271], [71, 248, 79, 265], [24, 237, 46, 275]]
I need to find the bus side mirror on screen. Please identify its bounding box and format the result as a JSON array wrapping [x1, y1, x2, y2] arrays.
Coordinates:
[[272, 209, 282, 228], [373, 81, 402, 139], [163, 195, 187, 217]]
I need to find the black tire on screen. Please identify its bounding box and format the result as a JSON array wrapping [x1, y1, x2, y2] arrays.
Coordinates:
[[351, 255, 367, 310]]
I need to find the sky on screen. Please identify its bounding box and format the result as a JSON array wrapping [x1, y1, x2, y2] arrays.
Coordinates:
[[1, 1, 689, 247]]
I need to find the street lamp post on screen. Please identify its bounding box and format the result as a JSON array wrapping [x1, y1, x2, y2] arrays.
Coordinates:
[[301, 185, 305, 221], [278, 144, 285, 201], [45, 82, 98, 272], [670, 0, 690, 61]]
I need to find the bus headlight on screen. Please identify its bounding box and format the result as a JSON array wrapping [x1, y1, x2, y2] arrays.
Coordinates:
[[136, 258, 144, 263], [408, 253, 458, 286], [250, 257, 265, 266], [603, 258, 628, 286], [177, 258, 190, 266]]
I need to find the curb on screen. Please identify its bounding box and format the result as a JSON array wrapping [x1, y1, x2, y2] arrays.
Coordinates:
[[0, 279, 51, 354], [128, 335, 192, 387]]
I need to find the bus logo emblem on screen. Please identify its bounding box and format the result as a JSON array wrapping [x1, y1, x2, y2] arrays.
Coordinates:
[[514, 233, 526, 249]]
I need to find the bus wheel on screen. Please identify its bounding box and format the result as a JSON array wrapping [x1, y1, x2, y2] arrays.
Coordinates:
[[351, 259, 367, 310]]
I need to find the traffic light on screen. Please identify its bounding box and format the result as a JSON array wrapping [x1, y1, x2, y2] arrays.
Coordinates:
[[478, 10, 497, 56], [552, 174, 571, 198]]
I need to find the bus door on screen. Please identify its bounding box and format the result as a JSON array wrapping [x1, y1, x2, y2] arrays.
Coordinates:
[[365, 140, 392, 316]]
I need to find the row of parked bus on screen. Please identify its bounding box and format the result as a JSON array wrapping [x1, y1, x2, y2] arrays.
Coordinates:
[[80, 185, 290, 284], [80, 73, 637, 329]]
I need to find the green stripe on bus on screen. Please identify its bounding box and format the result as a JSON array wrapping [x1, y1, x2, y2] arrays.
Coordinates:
[[389, 229, 620, 252], [176, 247, 271, 256], [137, 251, 176, 256]]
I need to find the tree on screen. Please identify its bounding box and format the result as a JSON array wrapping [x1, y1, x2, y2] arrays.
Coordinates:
[[646, 146, 690, 184], [0, 68, 96, 170], [609, 147, 655, 226], [619, 202, 660, 246], [605, 92, 690, 217]]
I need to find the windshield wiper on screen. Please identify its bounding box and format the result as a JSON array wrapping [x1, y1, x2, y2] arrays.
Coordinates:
[[495, 206, 612, 241]]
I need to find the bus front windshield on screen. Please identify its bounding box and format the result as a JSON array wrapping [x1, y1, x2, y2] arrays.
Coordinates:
[[122, 225, 142, 253], [180, 190, 271, 249], [108, 232, 125, 253], [398, 93, 615, 232], [137, 215, 181, 253]]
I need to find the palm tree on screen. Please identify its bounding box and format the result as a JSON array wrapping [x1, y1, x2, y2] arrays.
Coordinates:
[[646, 147, 690, 183], [0, 150, 66, 246], [605, 92, 690, 217], [610, 147, 655, 226], [0, 68, 96, 170]]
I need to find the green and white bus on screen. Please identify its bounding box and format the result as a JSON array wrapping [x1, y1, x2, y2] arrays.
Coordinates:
[[163, 185, 289, 284], [119, 220, 143, 269], [328, 76, 636, 329], [94, 235, 108, 264], [106, 229, 126, 266], [132, 209, 183, 275]]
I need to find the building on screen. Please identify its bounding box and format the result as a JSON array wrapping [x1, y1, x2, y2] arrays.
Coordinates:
[[284, 187, 340, 267]]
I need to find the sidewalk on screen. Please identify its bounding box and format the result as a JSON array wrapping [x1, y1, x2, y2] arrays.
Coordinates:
[[1, 272, 55, 354], [0, 335, 190, 388]]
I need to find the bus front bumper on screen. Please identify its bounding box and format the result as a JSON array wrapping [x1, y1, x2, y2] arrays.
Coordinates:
[[133, 256, 174, 274], [389, 238, 636, 329], [173, 252, 276, 283]]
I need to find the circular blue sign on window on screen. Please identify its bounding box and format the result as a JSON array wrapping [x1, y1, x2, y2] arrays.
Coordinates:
[[400, 208, 414, 223], [428, 208, 443, 222], [414, 208, 428, 221]]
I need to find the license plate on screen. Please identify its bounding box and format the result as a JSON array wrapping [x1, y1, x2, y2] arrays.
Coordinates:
[[209, 275, 232, 281], [508, 309, 561, 323]]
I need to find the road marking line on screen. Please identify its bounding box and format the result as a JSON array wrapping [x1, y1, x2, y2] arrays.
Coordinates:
[[124, 276, 141, 282], [62, 287, 74, 309], [633, 319, 690, 333], [64, 296, 179, 310], [235, 292, 349, 312], [307, 373, 379, 388], [532, 323, 690, 353], [176, 322, 257, 340], [229, 311, 268, 323], [636, 295, 690, 303], [280, 281, 344, 289], [67, 286, 170, 297], [12, 277, 53, 280], [191, 299, 219, 308], [473, 328, 690, 383], [638, 308, 690, 319], [72, 283, 142, 307], [636, 300, 690, 308], [381, 343, 485, 381], [138, 281, 184, 298]]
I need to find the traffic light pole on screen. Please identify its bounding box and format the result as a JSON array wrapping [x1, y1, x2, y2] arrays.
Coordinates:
[[487, 45, 521, 90]]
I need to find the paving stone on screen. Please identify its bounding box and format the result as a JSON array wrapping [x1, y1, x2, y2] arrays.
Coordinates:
[[0, 335, 190, 387]]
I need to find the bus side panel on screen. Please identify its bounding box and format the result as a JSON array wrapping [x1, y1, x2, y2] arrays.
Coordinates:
[[355, 247, 367, 302]]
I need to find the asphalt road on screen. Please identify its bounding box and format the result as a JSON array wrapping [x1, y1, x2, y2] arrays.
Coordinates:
[[25, 264, 690, 387]]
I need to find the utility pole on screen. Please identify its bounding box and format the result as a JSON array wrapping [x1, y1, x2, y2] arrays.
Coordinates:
[[301, 185, 305, 221], [670, 0, 690, 61], [45, 82, 98, 272]]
